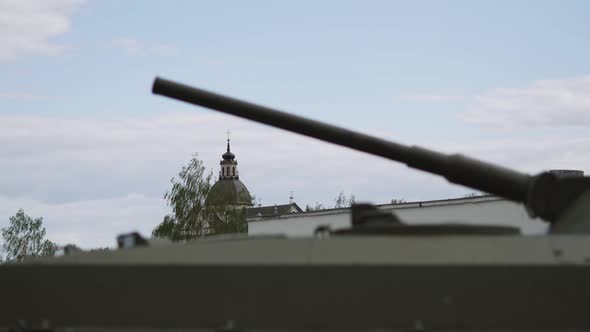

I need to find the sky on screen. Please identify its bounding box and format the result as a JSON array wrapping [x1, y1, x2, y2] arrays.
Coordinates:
[[1, 0, 589, 248]]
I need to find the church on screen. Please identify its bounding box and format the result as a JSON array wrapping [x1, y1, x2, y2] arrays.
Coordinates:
[[205, 136, 253, 208], [205, 135, 302, 233]]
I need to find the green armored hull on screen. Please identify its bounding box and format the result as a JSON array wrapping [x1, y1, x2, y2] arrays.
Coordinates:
[[2, 235, 590, 330]]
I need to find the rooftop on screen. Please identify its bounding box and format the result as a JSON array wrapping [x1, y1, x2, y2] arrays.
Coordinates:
[[246, 203, 303, 219], [246, 195, 502, 222]]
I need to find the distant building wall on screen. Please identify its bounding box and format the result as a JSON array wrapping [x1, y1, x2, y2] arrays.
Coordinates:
[[247, 196, 548, 236]]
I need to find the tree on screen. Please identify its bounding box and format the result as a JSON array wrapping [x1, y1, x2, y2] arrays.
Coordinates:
[[304, 192, 356, 212], [391, 198, 406, 204], [203, 181, 254, 236], [334, 192, 355, 208], [305, 202, 325, 212], [56, 244, 110, 256], [63, 243, 82, 254], [1, 209, 57, 262], [152, 154, 214, 241], [152, 215, 178, 240], [207, 206, 248, 235]]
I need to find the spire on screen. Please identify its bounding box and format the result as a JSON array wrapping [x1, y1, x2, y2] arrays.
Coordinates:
[[220, 131, 238, 179], [222, 130, 235, 161]]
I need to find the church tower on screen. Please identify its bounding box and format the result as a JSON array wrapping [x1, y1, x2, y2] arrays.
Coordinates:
[[219, 136, 239, 179], [206, 133, 253, 208]]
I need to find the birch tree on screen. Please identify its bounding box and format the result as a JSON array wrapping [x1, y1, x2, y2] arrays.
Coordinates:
[[1, 209, 57, 262]]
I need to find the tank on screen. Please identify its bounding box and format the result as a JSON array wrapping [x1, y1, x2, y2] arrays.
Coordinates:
[[1, 77, 589, 331]]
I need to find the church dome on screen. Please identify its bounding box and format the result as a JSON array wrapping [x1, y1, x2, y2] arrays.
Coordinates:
[[222, 150, 235, 160], [206, 134, 252, 207], [206, 178, 253, 206]]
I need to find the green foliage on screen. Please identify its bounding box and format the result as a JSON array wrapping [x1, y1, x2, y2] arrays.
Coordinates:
[[305, 192, 356, 212], [334, 191, 355, 208], [59, 244, 110, 256], [207, 206, 248, 235], [63, 243, 82, 255], [88, 247, 110, 252], [153, 154, 213, 241], [305, 202, 325, 212], [152, 153, 250, 241], [152, 215, 179, 240], [1, 209, 57, 262], [205, 186, 251, 235]]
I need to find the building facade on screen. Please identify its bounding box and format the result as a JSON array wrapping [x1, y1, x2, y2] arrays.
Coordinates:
[[247, 195, 549, 236], [247, 170, 584, 236]]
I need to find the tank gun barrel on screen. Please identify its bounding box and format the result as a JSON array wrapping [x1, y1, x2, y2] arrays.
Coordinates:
[[152, 77, 531, 203], [152, 77, 590, 226]]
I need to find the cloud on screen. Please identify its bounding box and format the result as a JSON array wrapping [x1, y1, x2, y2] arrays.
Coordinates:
[[462, 76, 590, 127], [110, 38, 178, 56], [0, 0, 83, 60], [0, 111, 587, 247], [400, 94, 464, 102]]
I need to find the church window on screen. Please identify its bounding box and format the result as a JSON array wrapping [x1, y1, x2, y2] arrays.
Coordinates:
[[232, 167, 235, 176], [222, 167, 225, 176]]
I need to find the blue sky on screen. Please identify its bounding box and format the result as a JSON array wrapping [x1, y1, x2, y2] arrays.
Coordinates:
[[1, 0, 589, 248]]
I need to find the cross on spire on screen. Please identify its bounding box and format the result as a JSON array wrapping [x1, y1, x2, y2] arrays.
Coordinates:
[[226, 130, 231, 152]]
